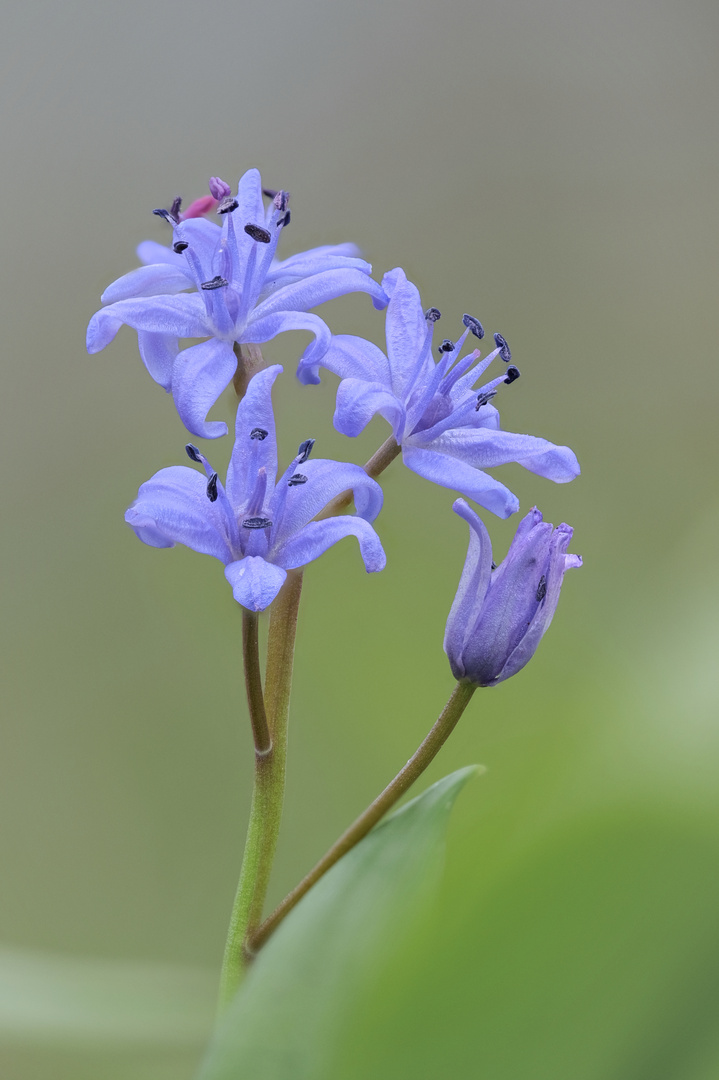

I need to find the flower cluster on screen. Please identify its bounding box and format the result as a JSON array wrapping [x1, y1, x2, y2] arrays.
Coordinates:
[[89, 165, 581, 672]]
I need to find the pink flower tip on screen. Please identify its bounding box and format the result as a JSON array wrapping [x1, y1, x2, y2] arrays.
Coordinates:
[[180, 195, 219, 220]]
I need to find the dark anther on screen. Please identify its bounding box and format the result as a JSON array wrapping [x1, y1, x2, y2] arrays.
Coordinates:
[[276, 210, 291, 228], [170, 195, 182, 219], [206, 473, 219, 503], [504, 365, 520, 385], [493, 332, 512, 362], [201, 276, 229, 290], [536, 575, 547, 602], [244, 223, 272, 243], [462, 314, 485, 339], [475, 390, 497, 411], [297, 438, 315, 464], [185, 444, 202, 462], [152, 208, 178, 225], [217, 196, 239, 215], [250, 427, 269, 441], [262, 187, 278, 199], [173, 240, 189, 253], [242, 516, 273, 529], [491, 561, 497, 570], [273, 190, 290, 211], [288, 472, 308, 486], [438, 339, 455, 354], [424, 307, 442, 323]]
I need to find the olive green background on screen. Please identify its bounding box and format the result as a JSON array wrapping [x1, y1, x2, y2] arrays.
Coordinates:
[[1, 0, 718, 1076]]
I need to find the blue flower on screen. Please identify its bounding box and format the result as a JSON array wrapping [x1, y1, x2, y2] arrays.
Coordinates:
[[125, 366, 387, 611], [298, 267, 580, 518], [444, 500, 582, 686], [87, 169, 388, 439]]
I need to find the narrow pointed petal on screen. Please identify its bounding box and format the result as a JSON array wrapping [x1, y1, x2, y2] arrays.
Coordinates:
[[230, 169, 267, 268], [224, 556, 286, 611], [402, 445, 520, 518], [273, 517, 386, 574], [382, 269, 429, 397], [301, 334, 391, 384], [243, 311, 332, 378], [269, 459, 384, 550], [137, 240, 182, 267], [171, 338, 238, 439], [263, 247, 372, 294], [333, 378, 405, 439], [100, 264, 192, 304], [252, 268, 388, 321], [125, 466, 234, 562], [137, 332, 178, 390], [443, 500, 493, 678], [86, 295, 207, 353], [226, 365, 282, 510], [423, 427, 580, 483], [171, 216, 223, 273], [236, 168, 265, 226]]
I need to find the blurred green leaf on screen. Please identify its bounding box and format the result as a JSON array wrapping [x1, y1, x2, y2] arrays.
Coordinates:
[[197, 766, 480, 1080]]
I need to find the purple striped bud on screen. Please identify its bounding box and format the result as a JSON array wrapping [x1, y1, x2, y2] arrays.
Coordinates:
[[444, 501, 581, 687]]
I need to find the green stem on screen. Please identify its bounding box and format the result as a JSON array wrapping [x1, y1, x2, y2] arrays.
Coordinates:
[[217, 571, 304, 1010], [319, 435, 401, 519], [241, 610, 271, 755], [249, 679, 476, 954]]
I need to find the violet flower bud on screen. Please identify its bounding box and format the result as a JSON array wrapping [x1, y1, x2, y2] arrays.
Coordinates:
[[444, 500, 582, 687]]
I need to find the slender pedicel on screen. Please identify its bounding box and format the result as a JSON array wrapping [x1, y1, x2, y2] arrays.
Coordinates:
[[319, 435, 401, 519], [242, 610, 271, 756], [249, 680, 477, 954], [217, 571, 304, 1010]]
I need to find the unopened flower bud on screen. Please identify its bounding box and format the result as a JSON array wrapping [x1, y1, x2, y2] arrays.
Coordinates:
[[444, 500, 581, 687]]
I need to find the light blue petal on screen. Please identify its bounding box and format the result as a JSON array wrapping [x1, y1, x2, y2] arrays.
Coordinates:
[[224, 557, 287, 611], [125, 466, 234, 562], [137, 240, 180, 267], [171, 338, 238, 440], [300, 334, 391, 385], [226, 365, 282, 511], [273, 517, 386, 574], [243, 311, 332, 376], [137, 332, 178, 390], [382, 269, 429, 398], [86, 295, 207, 353], [401, 445, 520, 519], [443, 500, 493, 679], [262, 248, 372, 296], [236, 169, 265, 227], [100, 264, 192, 304], [333, 379, 405, 440], [170, 217, 223, 281], [252, 268, 388, 321], [424, 427, 580, 483], [269, 459, 384, 551]]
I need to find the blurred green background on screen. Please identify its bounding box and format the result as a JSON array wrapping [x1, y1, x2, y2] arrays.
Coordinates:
[[1, 0, 718, 1076]]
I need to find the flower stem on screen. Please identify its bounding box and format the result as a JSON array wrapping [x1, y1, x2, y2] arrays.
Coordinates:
[[217, 572, 304, 1010], [319, 435, 401, 519], [241, 610, 271, 755], [232, 342, 265, 400], [248, 679, 476, 954]]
